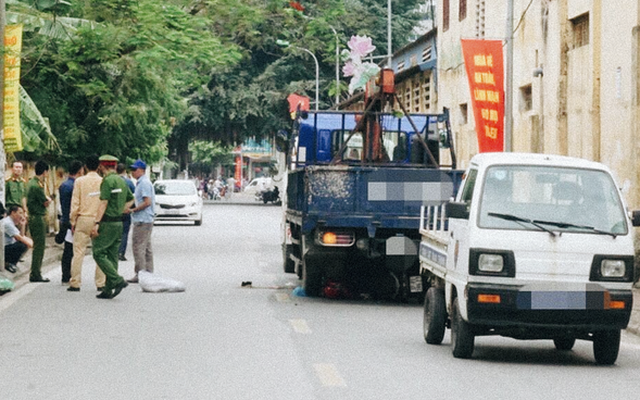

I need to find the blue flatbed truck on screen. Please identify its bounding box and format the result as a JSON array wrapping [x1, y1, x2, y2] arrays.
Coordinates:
[[282, 70, 463, 299]]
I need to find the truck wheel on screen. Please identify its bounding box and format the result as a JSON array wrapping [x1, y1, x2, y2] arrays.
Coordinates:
[[553, 337, 576, 351], [283, 244, 295, 273], [451, 298, 475, 359], [302, 255, 323, 297], [423, 287, 446, 345], [593, 330, 621, 365]]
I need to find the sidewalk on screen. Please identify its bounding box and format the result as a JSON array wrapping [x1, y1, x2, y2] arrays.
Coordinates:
[[0, 234, 64, 291]]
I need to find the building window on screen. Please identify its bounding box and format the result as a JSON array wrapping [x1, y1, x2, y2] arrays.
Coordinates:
[[413, 79, 421, 112], [459, 0, 467, 21], [572, 13, 589, 48], [404, 85, 411, 111], [422, 74, 432, 111], [443, 0, 450, 32], [460, 103, 468, 125], [422, 46, 432, 62], [475, 0, 485, 38], [397, 61, 405, 72], [520, 85, 532, 112]]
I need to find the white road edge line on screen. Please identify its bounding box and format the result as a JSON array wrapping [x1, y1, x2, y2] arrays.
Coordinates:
[[313, 363, 347, 387], [0, 269, 56, 315]]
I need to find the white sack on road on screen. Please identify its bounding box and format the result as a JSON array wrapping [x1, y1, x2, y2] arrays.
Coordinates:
[[138, 270, 186, 293]]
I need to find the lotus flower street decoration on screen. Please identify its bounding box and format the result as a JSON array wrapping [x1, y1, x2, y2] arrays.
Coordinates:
[[342, 35, 381, 95]]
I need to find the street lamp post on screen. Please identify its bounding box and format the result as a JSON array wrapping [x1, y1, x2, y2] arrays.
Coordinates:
[[297, 47, 320, 111], [327, 25, 340, 106], [277, 39, 320, 111]]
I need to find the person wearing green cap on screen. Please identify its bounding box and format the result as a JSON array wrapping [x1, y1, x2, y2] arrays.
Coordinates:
[[27, 160, 53, 283], [91, 155, 134, 299]]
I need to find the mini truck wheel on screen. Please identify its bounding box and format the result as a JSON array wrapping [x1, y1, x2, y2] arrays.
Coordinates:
[[423, 287, 446, 344], [593, 329, 621, 365], [451, 298, 475, 359], [283, 244, 295, 273], [301, 236, 323, 297]]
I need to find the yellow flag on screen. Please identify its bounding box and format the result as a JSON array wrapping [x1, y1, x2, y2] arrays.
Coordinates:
[[4, 24, 23, 153]]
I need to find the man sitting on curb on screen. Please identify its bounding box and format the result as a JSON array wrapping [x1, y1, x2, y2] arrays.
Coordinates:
[[4, 205, 34, 273]]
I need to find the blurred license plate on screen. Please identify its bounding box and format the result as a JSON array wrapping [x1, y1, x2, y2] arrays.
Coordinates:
[[517, 290, 606, 310]]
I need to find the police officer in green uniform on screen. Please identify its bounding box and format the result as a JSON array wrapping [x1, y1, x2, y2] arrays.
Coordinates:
[[6, 160, 27, 211], [26, 160, 52, 282], [91, 155, 134, 299]]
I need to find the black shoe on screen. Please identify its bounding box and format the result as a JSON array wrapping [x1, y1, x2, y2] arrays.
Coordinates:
[[112, 280, 128, 298], [29, 277, 50, 283], [5, 263, 17, 273], [118, 254, 127, 261], [97, 287, 105, 292], [96, 290, 113, 299], [67, 287, 80, 292]]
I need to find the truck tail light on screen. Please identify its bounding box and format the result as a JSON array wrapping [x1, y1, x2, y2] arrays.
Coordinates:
[[318, 231, 355, 247]]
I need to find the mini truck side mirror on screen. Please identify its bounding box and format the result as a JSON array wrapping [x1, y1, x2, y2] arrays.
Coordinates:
[[632, 210, 640, 227], [446, 201, 469, 220]]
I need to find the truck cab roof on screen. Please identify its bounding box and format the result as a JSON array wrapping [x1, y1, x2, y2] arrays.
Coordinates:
[[469, 152, 613, 173]]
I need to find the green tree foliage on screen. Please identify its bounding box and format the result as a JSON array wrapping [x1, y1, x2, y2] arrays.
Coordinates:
[[171, 0, 426, 150], [10, 0, 426, 166], [188, 139, 234, 176], [16, 0, 241, 164]]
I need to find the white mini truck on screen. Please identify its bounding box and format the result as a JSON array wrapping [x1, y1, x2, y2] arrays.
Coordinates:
[[420, 153, 638, 364]]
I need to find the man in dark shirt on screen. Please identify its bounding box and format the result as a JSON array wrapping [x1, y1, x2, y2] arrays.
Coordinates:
[[117, 163, 136, 261], [58, 160, 83, 284], [27, 160, 52, 283]]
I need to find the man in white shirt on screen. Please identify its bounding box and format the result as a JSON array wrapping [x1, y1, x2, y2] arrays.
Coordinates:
[[3, 205, 33, 273]]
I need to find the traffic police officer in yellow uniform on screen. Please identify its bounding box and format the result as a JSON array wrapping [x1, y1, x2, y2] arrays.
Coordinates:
[[91, 155, 134, 299]]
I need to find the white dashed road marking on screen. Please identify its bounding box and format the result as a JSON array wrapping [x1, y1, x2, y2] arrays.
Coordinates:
[[313, 363, 347, 387], [276, 292, 290, 302], [289, 319, 312, 334]]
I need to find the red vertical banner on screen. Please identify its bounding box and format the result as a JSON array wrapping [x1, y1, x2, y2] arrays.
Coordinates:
[[461, 39, 505, 153], [234, 146, 242, 187]]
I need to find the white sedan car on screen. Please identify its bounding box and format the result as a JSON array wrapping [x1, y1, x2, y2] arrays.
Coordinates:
[[153, 180, 203, 225]]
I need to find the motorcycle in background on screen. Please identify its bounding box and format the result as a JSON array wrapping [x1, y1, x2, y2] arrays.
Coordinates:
[[257, 187, 280, 204]]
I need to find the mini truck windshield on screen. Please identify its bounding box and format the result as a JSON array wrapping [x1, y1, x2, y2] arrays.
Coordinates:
[[478, 165, 627, 235]]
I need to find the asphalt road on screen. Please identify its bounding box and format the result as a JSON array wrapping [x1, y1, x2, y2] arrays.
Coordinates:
[[1, 203, 640, 400]]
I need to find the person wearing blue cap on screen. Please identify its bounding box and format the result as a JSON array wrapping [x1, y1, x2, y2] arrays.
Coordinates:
[[125, 159, 156, 283]]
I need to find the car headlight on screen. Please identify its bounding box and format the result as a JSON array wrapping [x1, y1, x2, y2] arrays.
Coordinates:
[[590, 255, 634, 282], [478, 254, 503, 273], [601, 260, 625, 278], [469, 249, 515, 277]]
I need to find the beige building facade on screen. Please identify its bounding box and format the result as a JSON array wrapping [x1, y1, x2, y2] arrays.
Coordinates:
[[436, 0, 640, 208]]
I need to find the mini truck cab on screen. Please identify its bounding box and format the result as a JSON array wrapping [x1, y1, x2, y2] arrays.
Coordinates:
[[420, 152, 638, 364]]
